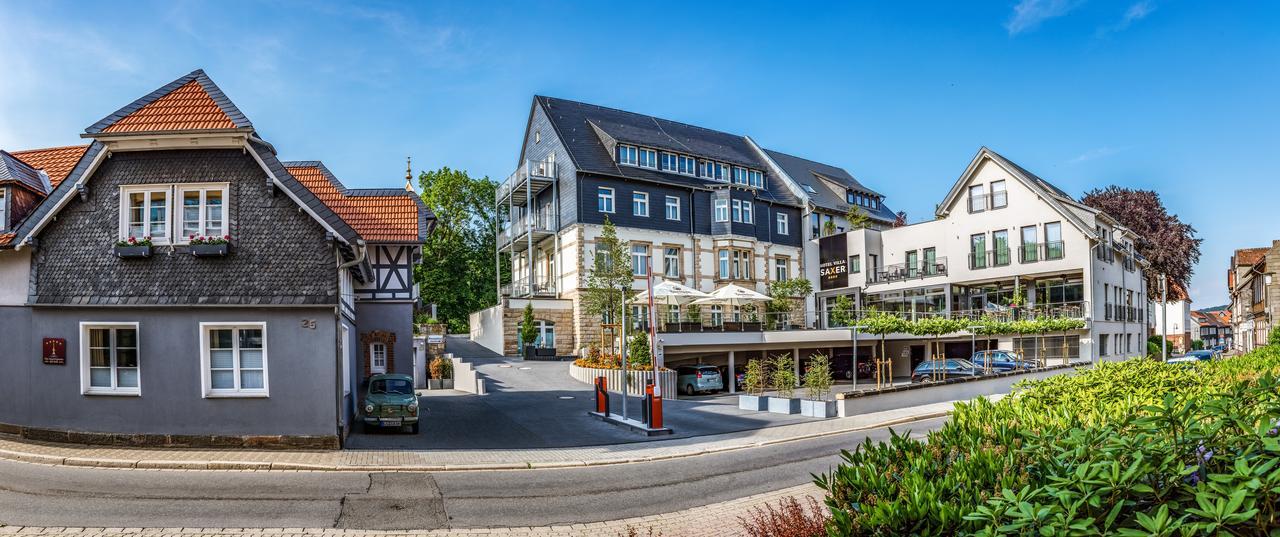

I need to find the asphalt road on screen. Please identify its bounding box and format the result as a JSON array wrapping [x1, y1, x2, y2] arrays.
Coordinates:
[[0, 417, 945, 530]]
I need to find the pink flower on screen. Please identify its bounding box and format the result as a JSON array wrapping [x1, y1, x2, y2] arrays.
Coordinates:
[[223, 235, 231, 241]]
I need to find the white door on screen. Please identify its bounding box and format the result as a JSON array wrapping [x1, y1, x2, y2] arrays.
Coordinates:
[[370, 342, 387, 374]]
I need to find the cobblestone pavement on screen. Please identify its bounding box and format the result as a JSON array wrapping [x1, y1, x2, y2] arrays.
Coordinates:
[[0, 482, 823, 536], [0, 401, 957, 471]]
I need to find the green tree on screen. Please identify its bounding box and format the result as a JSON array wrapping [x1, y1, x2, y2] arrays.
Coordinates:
[[845, 206, 871, 231], [770, 352, 797, 398], [1270, 329, 1280, 347], [804, 353, 833, 401], [766, 277, 813, 329], [416, 167, 505, 333], [628, 332, 651, 367], [828, 294, 857, 328], [581, 218, 633, 325], [518, 302, 538, 349]]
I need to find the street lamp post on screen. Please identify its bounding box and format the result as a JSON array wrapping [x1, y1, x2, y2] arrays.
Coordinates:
[[1160, 274, 1168, 360]]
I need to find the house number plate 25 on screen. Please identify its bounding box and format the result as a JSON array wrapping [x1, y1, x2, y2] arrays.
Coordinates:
[[301, 319, 317, 329]]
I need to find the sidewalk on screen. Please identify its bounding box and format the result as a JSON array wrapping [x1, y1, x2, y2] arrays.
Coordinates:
[[0, 400, 958, 472], [0, 482, 824, 536]]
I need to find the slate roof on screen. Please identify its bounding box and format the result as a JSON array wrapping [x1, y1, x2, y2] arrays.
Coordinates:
[[0, 150, 47, 194], [85, 69, 252, 135], [762, 148, 896, 222], [535, 96, 802, 207], [10, 145, 90, 187], [284, 162, 433, 243]]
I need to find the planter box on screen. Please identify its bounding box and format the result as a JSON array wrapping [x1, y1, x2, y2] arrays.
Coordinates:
[[442, 379, 454, 390], [767, 397, 801, 414], [190, 243, 229, 257], [801, 399, 837, 418], [428, 379, 443, 390], [114, 245, 152, 259], [523, 345, 537, 359], [738, 394, 768, 411]]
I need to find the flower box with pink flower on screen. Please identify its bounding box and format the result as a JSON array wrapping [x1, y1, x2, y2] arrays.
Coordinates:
[[113, 236, 153, 258], [189, 235, 232, 257]]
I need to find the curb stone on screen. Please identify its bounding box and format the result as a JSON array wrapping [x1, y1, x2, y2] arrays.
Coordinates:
[[0, 410, 950, 473]]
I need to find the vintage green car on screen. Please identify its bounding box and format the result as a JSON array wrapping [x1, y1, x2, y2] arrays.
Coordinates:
[[361, 373, 420, 433]]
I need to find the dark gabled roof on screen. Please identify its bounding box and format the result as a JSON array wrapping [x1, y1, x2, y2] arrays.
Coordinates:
[[85, 69, 253, 135], [534, 96, 802, 207], [0, 150, 48, 194], [762, 148, 896, 222]]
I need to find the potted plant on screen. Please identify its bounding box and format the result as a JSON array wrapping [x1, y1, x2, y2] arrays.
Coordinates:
[[189, 234, 231, 257], [429, 356, 453, 389], [767, 352, 800, 414], [738, 358, 769, 411], [114, 236, 153, 258], [519, 303, 538, 359], [801, 353, 836, 418]]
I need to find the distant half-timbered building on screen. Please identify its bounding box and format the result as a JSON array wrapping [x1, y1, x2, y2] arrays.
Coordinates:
[[0, 70, 433, 448]]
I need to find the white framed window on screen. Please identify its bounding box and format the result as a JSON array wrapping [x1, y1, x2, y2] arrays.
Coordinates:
[[597, 187, 615, 213], [742, 202, 753, 224], [120, 186, 171, 243], [663, 247, 680, 278], [714, 199, 729, 222], [991, 180, 1008, 209], [775, 257, 789, 281], [370, 342, 387, 374], [0, 188, 7, 231], [631, 244, 650, 276], [632, 192, 649, 217], [677, 155, 696, 175], [200, 322, 268, 398], [177, 184, 228, 241], [79, 322, 140, 396], [701, 161, 726, 181], [718, 250, 730, 279], [665, 196, 680, 220], [776, 212, 789, 235], [659, 152, 677, 172], [340, 325, 351, 395], [616, 144, 637, 166], [638, 148, 657, 168], [748, 169, 764, 188], [731, 200, 742, 222]]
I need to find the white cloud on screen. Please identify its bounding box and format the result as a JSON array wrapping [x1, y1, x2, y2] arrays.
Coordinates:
[[1005, 0, 1084, 36], [1069, 146, 1125, 163], [1098, 1, 1156, 36]]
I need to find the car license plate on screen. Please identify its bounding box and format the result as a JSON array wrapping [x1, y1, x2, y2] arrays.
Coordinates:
[[380, 419, 402, 426]]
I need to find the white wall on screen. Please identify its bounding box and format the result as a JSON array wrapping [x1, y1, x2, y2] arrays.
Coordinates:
[[469, 304, 505, 355], [0, 249, 30, 305]]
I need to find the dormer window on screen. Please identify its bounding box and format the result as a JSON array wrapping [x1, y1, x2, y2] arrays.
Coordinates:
[[122, 186, 171, 244], [638, 148, 657, 168], [616, 145, 637, 166], [701, 161, 727, 181], [180, 185, 226, 239], [120, 183, 229, 245], [731, 167, 764, 188]]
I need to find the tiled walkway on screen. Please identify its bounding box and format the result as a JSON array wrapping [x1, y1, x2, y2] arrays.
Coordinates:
[[0, 401, 955, 471], [0, 482, 823, 536]]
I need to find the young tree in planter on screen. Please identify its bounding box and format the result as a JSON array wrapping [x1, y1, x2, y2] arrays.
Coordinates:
[[861, 311, 909, 389], [770, 353, 797, 399], [628, 331, 651, 368], [581, 218, 633, 350], [803, 353, 833, 401], [845, 206, 871, 231], [519, 302, 538, 357], [766, 277, 813, 330], [743, 358, 768, 397]]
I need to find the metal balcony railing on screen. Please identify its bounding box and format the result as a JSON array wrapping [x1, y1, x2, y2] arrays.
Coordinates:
[[498, 211, 557, 247], [635, 301, 1091, 334], [869, 257, 948, 284], [1018, 241, 1067, 263], [966, 191, 1008, 213], [496, 158, 558, 206], [969, 248, 1011, 270], [501, 280, 557, 298]]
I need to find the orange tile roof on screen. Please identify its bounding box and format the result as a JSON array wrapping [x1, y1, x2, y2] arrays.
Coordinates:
[[10, 144, 90, 188], [1236, 247, 1269, 267], [286, 164, 422, 242], [101, 80, 236, 134], [0, 232, 14, 248]]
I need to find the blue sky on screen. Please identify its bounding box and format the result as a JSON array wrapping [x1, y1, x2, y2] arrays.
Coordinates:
[[1, 1, 1276, 307]]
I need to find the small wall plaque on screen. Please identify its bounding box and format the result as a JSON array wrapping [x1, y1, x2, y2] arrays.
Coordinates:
[[42, 338, 67, 365]]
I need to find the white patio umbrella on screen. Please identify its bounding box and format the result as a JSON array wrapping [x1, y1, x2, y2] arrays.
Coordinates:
[[630, 279, 712, 305], [690, 283, 771, 307]]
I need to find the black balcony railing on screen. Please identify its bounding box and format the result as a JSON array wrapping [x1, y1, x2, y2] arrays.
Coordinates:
[[501, 280, 557, 298], [869, 257, 948, 284], [1019, 241, 1066, 263], [1104, 302, 1114, 321], [969, 248, 1011, 270], [966, 191, 1008, 213]]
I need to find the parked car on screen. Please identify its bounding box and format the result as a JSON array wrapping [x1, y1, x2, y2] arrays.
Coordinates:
[[676, 365, 724, 396], [911, 359, 981, 383], [1185, 350, 1222, 361], [361, 373, 420, 433], [969, 350, 1039, 372], [1166, 355, 1199, 367], [1211, 344, 1227, 353], [715, 365, 746, 392]]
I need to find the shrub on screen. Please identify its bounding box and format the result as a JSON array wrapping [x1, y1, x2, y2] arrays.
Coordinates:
[[771, 353, 797, 399], [738, 495, 829, 537], [817, 348, 1280, 536], [804, 353, 833, 402], [428, 356, 452, 379], [628, 332, 651, 367], [744, 358, 768, 396], [518, 303, 538, 348], [1271, 329, 1280, 347]]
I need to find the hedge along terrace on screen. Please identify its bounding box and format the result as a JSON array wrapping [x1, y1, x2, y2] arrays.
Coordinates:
[[816, 347, 1280, 536]]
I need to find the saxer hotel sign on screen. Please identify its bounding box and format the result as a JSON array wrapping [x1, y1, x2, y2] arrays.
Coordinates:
[[818, 235, 848, 290]]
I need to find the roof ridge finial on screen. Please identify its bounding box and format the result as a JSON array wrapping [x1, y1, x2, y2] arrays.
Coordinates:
[[405, 156, 415, 192]]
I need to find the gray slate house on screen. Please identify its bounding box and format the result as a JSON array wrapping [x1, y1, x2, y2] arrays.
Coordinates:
[[0, 70, 433, 448]]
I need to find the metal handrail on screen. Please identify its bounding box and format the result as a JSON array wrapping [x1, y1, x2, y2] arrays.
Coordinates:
[[969, 248, 1011, 270], [869, 257, 948, 284]]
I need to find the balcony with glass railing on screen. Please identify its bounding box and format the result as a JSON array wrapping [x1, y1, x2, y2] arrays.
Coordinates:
[[1018, 241, 1066, 263], [868, 257, 948, 285], [498, 209, 558, 250], [500, 279, 558, 298]]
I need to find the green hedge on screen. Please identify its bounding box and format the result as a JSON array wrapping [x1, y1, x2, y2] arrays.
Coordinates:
[[817, 347, 1280, 535]]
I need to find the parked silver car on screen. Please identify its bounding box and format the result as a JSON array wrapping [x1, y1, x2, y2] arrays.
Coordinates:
[[676, 365, 724, 396]]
